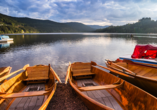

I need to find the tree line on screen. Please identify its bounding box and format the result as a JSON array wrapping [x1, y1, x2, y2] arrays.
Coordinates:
[[96, 18, 157, 33]]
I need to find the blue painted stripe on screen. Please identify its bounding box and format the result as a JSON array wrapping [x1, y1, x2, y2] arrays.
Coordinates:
[[119, 58, 157, 64]]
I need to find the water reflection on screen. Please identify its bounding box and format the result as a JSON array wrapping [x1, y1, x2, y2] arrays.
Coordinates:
[[0, 33, 157, 78], [0, 41, 14, 48]]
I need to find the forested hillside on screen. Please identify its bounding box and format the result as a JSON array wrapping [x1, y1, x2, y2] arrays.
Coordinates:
[[96, 18, 157, 33], [65, 22, 95, 32], [87, 25, 109, 29], [0, 14, 38, 33], [0, 13, 94, 34]]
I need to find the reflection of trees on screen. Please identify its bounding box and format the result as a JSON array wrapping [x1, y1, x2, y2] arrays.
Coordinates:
[[10, 34, 157, 46], [134, 37, 157, 44], [11, 34, 89, 46], [1, 34, 157, 53], [105, 34, 157, 44]]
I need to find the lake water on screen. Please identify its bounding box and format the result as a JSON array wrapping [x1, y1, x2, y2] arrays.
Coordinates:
[[1, 33, 157, 79]]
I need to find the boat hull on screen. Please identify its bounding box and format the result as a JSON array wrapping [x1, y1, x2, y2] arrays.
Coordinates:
[[68, 62, 157, 110], [106, 61, 157, 97], [0, 38, 13, 42], [0, 65, 58, 110]]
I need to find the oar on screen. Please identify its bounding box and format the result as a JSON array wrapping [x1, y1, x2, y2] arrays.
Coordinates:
[[50, 67, 62, 83], [0, 64, 29, 82], [65, 62, 71, 84], [105, 59, 136, 76], [0, 66, 11, 76], [91, 61, 134, 78]]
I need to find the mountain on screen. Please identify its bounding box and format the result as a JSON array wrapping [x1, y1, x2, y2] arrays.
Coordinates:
[[0, 13, 95, 34], [95, 18, 157, 33], [87, 25, 109, 29], [65, 22, 95, 32]]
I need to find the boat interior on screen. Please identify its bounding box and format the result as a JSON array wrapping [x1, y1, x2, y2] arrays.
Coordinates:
[[107, 59, 157, 80], [70, 62, 123, 110], [68, 62, 157, 110], [0, 65, 56, 110]]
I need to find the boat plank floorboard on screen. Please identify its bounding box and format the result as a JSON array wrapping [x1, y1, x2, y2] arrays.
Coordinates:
[[15, 85, 33, 110], [8, 85, 30, 110], [9, 84, 45, 110], [28, 84, 38, 110], [80, 79, 96, 99], [100, 90, 112, 97], [77, 79, 123, 110], [108, 96, 123, 110], [102, 97, 114, 109], [33, 84, 45, 110]]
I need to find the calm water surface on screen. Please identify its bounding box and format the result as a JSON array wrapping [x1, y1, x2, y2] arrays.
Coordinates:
[[1, 33, 157, 79]]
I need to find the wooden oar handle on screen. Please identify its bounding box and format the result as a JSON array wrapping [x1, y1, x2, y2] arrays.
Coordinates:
[[95, 64, 134, 78], [0, 64, 29, 82], [105, 59, 136, 76], [0, 67, 11, 76]]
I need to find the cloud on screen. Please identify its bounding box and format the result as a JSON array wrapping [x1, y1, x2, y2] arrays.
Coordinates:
[[0, 0, 157, 26]]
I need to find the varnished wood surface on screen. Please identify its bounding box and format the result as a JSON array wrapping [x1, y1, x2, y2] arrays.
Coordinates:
[[78, 82, 123, 91], [107, 60, 157, 80], [0, 65, 58, 110], [92, 64, 157, 110], [0, 64, 29, 82], [26, 66, 49, 81], [68, 62, 157, 110], [8, 84, 45, 110], [71, 63, 95, 77], [77, 79, 123, 110], [0, 67, 12, 83], [106, 59, 157, 96]]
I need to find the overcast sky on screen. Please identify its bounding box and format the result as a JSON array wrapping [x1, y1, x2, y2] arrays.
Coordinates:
[[0, 0, 157, 26]]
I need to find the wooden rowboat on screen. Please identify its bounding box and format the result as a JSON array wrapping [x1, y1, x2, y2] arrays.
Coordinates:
[[105, 59, 157, 97], [65, 61, 157, 110], [0, 64, 61, 110], [0, 66, 12, 83]]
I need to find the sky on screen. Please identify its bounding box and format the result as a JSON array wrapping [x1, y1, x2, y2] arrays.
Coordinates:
[[0, 0, 157, 26]]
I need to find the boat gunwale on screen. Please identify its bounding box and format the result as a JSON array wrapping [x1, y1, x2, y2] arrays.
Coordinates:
[[105, 60, 157, 82], [68, 63, 114, 110], [68, 61, 157, 110], [0, 64, 57, 110]]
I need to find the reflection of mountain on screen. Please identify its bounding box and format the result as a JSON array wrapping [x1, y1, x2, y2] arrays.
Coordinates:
[[2, 34, 157, 53], [11, 34, 93, 46], [10, 34, 157, 46]]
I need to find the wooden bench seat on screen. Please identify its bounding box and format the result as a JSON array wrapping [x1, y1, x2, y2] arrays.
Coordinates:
[[73, 71, 95, 77], [0, 91, 50, 99], [78, 81, 124, 91], [23, 77, 49, 81], [71, 63, 95, 77], [23, 65, 49, 82]]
